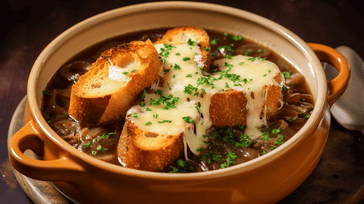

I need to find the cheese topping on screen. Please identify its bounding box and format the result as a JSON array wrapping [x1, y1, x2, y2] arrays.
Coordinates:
[[127, 41, 282, 156], [108, 58, 138, 81]]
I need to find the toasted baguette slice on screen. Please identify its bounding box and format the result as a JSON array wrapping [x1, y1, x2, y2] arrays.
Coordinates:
[[209, 75, 282, 128], [117, 117, 184, 171], [154, 26, 211, 71], [69, 40, 162, 126], [117, 27, 211, 171]]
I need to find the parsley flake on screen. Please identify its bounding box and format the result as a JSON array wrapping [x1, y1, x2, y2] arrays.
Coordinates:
[[158, 120, 172, 124], [182, 116, 195, 124], [183, 57, 191, 61], [282, 72, 291, 79], [82, 141, 93, 149], [97, 132, 115, 142], [130, 112, 138, 118], [42, 90, 52, 96]]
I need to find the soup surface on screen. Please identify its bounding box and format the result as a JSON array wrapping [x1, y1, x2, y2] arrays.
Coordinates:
[[42, 28, 314, 172]]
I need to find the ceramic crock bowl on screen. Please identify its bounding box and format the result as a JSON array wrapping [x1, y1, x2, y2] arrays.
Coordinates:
[[8, 2, 349, 204]]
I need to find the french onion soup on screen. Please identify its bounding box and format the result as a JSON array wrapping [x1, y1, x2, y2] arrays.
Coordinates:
[[41, 27, 314, 172]]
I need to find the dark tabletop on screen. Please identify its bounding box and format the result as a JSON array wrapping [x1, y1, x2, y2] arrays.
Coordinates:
[[1, 0, 363, 203]]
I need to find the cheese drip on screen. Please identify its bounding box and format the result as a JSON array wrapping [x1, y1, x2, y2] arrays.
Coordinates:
[[128, 42, 282, 156]]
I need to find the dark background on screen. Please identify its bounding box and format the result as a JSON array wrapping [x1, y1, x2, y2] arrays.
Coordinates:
[[1, 0, 363, 203]]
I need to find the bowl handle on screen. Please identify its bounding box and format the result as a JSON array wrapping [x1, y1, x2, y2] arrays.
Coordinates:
[[307, 43, 350, 107], [8, 119, 85, 181]]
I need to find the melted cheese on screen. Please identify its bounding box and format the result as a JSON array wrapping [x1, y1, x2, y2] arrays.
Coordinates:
[[128, 42, 282, 156], [108, 57, 140, 82]]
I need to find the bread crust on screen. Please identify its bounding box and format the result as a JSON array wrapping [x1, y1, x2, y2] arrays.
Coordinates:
[[117, 118, 184, 171], [69, 40, 162, 126], [209, 75, 282, 128]]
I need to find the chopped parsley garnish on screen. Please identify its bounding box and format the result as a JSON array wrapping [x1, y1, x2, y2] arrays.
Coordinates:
[[174, 63, 181, 70], [197, 76, 214, 86], [131, 69, 137, 73], [141, 89, 147, 100], [159, 44, 176, 63], [245, 50, 252, 56], [96, 145, 107, 152], [82, 141, 93, 149], [221, 152, 237, 168], [258, 56, 266, 61], [184, 84, 198, 95], [140, 101, 146, 107], [169, 159, 195, 173], [261, 131, 271, 140], [42, 90, 52, 96], [272, 128, 280, 135], [146, 107, 152, 111], [183, 57, 191, 61], [200, 88, 206, 94], [290, 83, 296, 88], [218, 45, 235, 57], [282, 72, 291, 79], [247, 57, 256, 62], [175, 53, 180, 56], [186, 74, 193, 78], [302, 114, 310, 119], [238, 124, 245, 130], [123, 72, 129, 75], [97, 132, 115, 142], [130, 112, 138, 118], [158, 120, 172, 124], [230, 35, 243, 42], [288, 117, 296, 122], [145, 121, 152, 126], [187, 38, 198, 46], [149, 89, 179, 110], [199, 150, 223, 164], [235, 134, 252, 148], [211, 39, 219, 45], [182, 116, 195, 124]]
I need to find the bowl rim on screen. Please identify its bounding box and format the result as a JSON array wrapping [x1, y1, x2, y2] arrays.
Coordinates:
[[27, 1, 327, 180]]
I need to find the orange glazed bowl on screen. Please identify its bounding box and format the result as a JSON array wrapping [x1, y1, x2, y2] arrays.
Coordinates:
[[8, 2, 349, 204]]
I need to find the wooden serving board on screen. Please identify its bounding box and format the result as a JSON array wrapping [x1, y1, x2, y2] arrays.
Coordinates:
[[7, 96, 364, 204]]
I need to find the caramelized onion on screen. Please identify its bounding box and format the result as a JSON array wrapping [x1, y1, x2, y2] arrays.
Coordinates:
[[285, 73, 304, 86], [60, 61, 91, 83], [286, 93, 312, 104], [286, 102, 314, 115]]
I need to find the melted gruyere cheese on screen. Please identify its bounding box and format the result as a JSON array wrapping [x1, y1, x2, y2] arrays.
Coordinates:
[[127, 41, 282, 156]]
